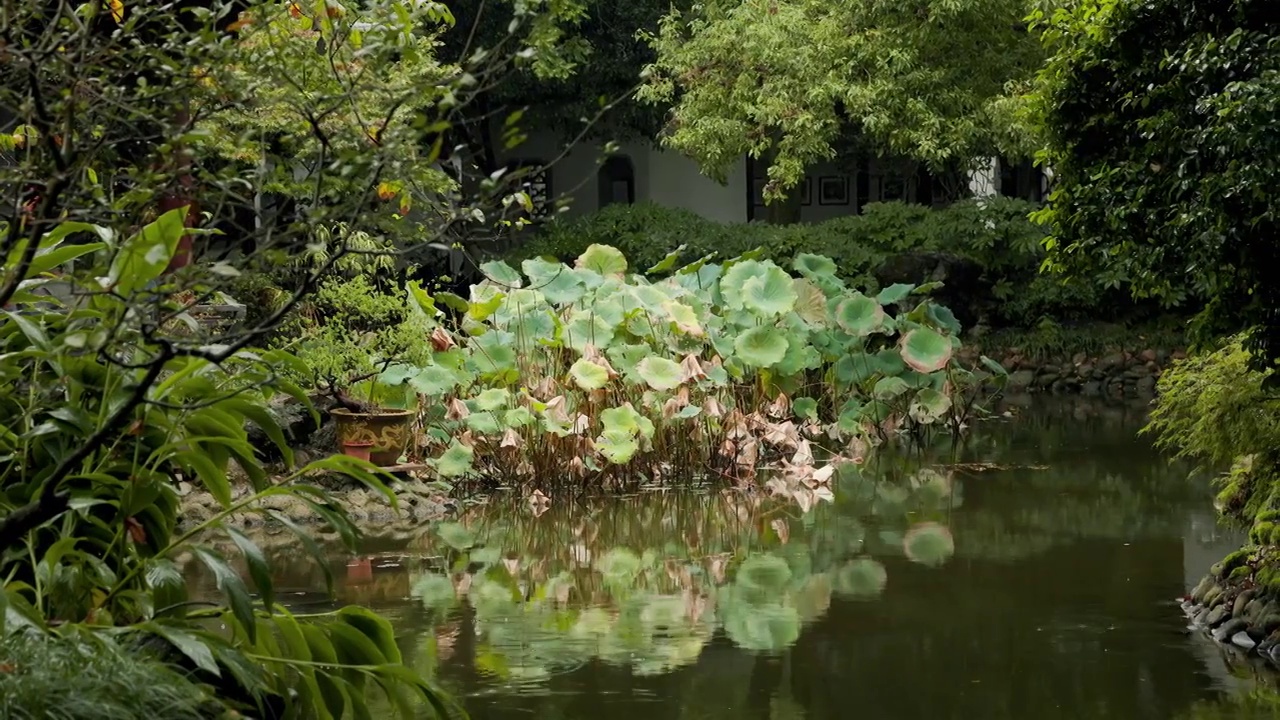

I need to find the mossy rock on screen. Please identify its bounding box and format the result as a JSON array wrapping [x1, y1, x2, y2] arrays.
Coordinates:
[[1230, 565, 1254, 581]]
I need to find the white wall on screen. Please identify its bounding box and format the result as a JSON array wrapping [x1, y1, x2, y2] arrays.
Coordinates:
[[646, 149, 747, 224]]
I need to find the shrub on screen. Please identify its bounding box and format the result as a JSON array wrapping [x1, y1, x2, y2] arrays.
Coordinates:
[[507, 199, 1122, 330]]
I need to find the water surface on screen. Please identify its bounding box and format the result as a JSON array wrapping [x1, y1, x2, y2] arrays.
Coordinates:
[[189, 398, 1280, 719]]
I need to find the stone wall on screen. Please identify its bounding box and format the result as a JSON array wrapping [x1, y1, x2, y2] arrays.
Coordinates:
[[964, 346, 1188, 398]]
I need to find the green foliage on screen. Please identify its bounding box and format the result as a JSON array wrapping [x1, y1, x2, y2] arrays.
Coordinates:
[[0, 214, 453, 717], [509, 199, 1112, 329], [638, 0, 1044, 193], [0, 632, 219, 720], [1030, 0, 1280, 371], [1145, 338, 1280, 469]]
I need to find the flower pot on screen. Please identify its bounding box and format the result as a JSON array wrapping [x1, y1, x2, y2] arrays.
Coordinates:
[[330, 408, 414, 467], [341, 440, 373, 462]]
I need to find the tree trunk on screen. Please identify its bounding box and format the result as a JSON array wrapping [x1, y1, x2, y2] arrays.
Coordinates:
[[761, 141, 802, 225]]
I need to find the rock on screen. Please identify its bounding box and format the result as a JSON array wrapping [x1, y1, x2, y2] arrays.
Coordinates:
[[1136, 376, 1157, 396], [1195, 607, 1212, 627], [1233, 631, 1258, 651], [1098, 353, 1126, 371], [1242, 598, 1265, 623], [1156, 349, 1171, 364], [1140, 349, 1158, 363], [1206, 604, 1231, 628], [1205, 585, 1225, 607], [1072, 352, 1087, 366], [1081, 381, 1102, 397], [1258, 613, 1280, 635], [1172, 349, 1188, 360], [1214, 618, 1249, 643], [1234, 590, 1258, 618], [1192, 576, 1216, 603], [1008, 370, 1035, 391]]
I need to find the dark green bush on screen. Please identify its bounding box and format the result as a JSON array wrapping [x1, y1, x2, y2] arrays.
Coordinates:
[[507, 198, 1123, 330]]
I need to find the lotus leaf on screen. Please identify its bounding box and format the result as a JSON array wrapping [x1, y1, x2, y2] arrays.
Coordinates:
[[637, 356, 683, 391], [835, 293, 885, 335], [576, 244, 628, 276], [435, 441, 475, 478], [562, 313, 616, 353], [734, 326, 789, 368], [741, 265, 798, 317], [901, 328, 953, 373], [569, 358, 612, 390], [480, 259, 524, 288], [876, 283, 915, 305]]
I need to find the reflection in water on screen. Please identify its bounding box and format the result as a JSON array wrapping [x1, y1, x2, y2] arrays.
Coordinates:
[[186, 398, 1276, 719]]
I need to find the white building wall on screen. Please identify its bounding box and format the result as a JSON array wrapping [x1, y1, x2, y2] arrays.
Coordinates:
[[646, 150, 746, 224]]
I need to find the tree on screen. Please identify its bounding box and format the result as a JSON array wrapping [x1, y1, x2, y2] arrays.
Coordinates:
[[438, 0, 677, 173], [1030, 0, 1280, 372], [637, 0, 1044, 205], [0, 0, 579, 715]]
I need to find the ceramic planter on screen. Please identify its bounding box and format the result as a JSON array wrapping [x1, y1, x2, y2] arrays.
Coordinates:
[[330, 408, 413, 467]]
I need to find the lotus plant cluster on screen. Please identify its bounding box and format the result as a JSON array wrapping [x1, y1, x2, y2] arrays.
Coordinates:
[[381, 244, 1004, 495]]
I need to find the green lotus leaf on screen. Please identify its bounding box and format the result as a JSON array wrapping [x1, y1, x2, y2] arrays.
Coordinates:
[[464, 411, 502, 434], [980, 354, 1009, 377], [480, 259, 524, 288], [674, 405, 702, 419], [647, 244, 688, 274], [522, 257, 587, 305], [597, 429, 640, 464], [473, 388, 510, 411], [792, 278, 829, 327], [876, 348, 907, 375], [637, 356, 683, 391], [509, 309, 557, 344], [436, 521, 476, 551], [832, 558, 887, 600], [873, 375, 911, 400], [793, 253, 838, 278], [408, 365, 465, 396], [834, 352, 879, 385], [927, 303, 962, 335], [470, 547, 502, 566], [607, 343, 652, 381], [741, 265, 798, 317], [836, 397, 865, 433], [792, 397, 818, 421], [468, 292, 506, 322], [876, 283, 915, 306], [469, 330, 518, 375], [733, 326, 789, 368], [773, 339, 820, 376], [664, 301, 704, 335], [901, 328, 953, 373], [504, 407, 535, 427], [904, 522, 956, 568], [600, 404, 655, 439], [718, 259, 765, 311], [909, 387, 952, 423], [576, 244, 628, 276], [435, 441, 475, 478], [562, 313, 616, 353], [569, 357, 611, 390], [835, 293, 885, 336]]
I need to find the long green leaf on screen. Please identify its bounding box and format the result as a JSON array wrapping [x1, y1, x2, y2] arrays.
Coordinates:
[[225, 526, 275, 611], [192, 546, 257, 643], [106, 206, 188, 296], [143, 622, 221, 677]]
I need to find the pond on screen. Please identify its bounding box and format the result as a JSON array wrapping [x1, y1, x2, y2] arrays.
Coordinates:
[[188, 397, 1279, 719]]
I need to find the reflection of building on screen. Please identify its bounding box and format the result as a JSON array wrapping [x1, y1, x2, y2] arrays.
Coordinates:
[[501, 129, 1047, 224]]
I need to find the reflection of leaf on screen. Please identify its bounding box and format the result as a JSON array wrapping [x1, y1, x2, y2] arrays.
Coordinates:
[[904, 522, 955, 567], [411, 574, 457, 612], [595, 548, 643, 584], [734, 554, 792, 604], [832, 558, 887, 600], [436, 522, 475, 551], [723, 601, 800, 652]]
